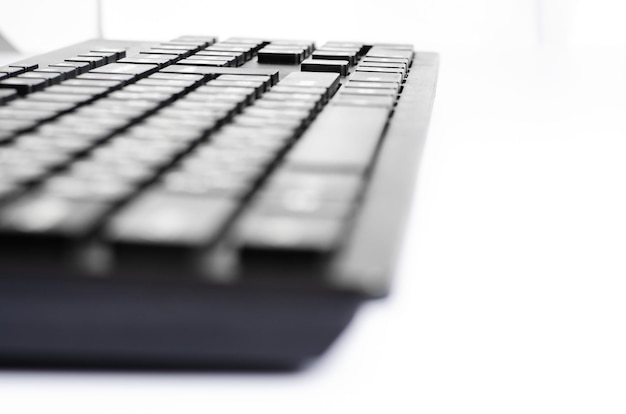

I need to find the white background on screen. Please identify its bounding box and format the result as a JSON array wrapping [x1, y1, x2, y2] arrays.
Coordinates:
[[1, 1, 626, 413]]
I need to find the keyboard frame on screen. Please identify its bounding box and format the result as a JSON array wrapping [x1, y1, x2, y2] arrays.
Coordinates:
[[0, 39, 439, 368]]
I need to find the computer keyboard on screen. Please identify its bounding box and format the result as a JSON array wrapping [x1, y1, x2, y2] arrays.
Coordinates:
[[0, 36, 438, 367]]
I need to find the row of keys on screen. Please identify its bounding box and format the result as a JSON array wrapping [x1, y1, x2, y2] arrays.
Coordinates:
[[0, 70, 257, 246], [107, 72, 338, 269], [0, 48, 127, 95]]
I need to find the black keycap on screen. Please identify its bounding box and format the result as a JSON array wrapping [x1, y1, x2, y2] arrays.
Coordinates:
[[136, 78, 197, 88], [49, 61, 92, 74], [79, 51, 118, 64], [163, 41, 206, 51], [26, 92, 94, 104], [205, 45, 253, 60], [356, 66, 405, 77], [18, 71, 63, 86], [0, 107, 58, 122], [148, 72, 204, 83], [107, 190, 236, 245], [339, 87, 397, 97], [311, 50, 357, 65], [224, 37, 268, 51], [0, 77, 48, 94], [141, 48, 186, 57], [349, 71, 402, 84], [332, 94, 395, 109], [270, 39, 315, 56], [10, 99, 76, 113], [237, 214, 345, 253], [91, 63, 160, 78], [366, 47, 413, 60], [218, 74, 272, 91], [45, 85, 111, 97], [118, 55, 174, 67], [90, 48, 127, 60], [0, 192, 110, 236], [301, 58, 349, 76], [371, 42, 414, 50], [345, 80, 400, 92], [280, 71, 340, 95], [257, 47, 306, 64], [0, 89, 18, 104], [163, 65, 279, 85], [65, 55, 107, 69], [34, 66, 78, 80], [0, 118, 38, 133], [77, 72, 134, 84], [285, 105, 390, 173], [178, 57, 230, 67], [62, 79, 121, 89], [0, 66, 27, 76], [171, 35, 218, 46], [196, 51, 244, 66], [323, 41, 366, 56]]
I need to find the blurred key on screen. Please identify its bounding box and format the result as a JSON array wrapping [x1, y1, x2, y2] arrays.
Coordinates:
[[107, 191, 236, 246], [91, 63, 159, 78], [286, 106, 390, 173], [34, 66, 78, 80], [0, 89, 18, 104], [49, 61, 92, 74], [18, 71, 64, 86], [0, 77, 48, 94]]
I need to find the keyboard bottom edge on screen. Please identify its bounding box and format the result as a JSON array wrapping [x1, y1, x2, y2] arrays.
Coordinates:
[[0, 280, 360, 369]]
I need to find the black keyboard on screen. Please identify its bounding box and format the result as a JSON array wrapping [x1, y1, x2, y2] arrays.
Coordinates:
[[0, 36, 438, 368]]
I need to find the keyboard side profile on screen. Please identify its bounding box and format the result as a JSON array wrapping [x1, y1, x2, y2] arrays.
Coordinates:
[[0, 37, 438, 367]]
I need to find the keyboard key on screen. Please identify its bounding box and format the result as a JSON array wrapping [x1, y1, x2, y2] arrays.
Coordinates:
[[270, 39, 315, 56], [34, 66, 79, 80], [0, 89, 18, 104], [332, 94, 395, 108], [0, 66, 27, 76], [107, 191, 236, 245], [349, 71, 402, 84], [118, 55, 175, 67], [171, 35, 218, 46], [301, 58, 349, 76], [163, 65, 279, 85], [9, 63, 38, 71], [49, 61, 92, 74], [65, 55, 107, 69], [237, 214, 344, 252], [178, 58, 230, 67], [311, 50, 357, 65], [0, 193, 110, 236], [91, 63, 160, 78], [90, 48, 127, 60], [17, 71, 64, 86], [285, 106, 390, 173], [279, 71, 340, 100], [366, 47, 413, 60], [77, 72, 135, 84], [0, 77, 48, 94], [257, 47, 306, 64]]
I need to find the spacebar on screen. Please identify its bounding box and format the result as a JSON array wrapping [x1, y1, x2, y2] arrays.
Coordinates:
[[284, 105, 390, 173]]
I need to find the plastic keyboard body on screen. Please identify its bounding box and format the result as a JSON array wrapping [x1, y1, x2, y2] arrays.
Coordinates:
[[0, 36, 438, 367]]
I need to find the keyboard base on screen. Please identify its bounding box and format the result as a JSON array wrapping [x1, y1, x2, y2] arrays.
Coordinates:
[[0, 280, 360, 369]]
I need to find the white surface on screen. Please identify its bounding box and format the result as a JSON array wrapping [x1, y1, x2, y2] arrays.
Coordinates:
[[1, 45, 625, 413]]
